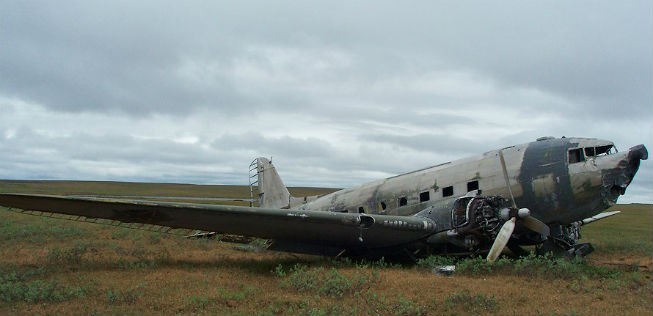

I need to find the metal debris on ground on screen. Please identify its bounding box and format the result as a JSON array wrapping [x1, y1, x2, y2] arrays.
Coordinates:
[[432, 265, 456, 276]]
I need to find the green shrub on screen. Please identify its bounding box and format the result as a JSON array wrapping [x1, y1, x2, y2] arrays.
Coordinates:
[[352, 257, 400, 269], [284, 264, 321, 292], [272, 264, 286, 277], [320, 269, 353, 298]]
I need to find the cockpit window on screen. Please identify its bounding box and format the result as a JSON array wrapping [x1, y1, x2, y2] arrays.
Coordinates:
[[584, 145, 615, 158], [568, 148, 585, 164], [595, 145, 615, 156]]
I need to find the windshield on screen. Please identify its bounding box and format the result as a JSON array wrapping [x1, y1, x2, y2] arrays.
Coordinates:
[[595, 145, 616, 156], [571, 144, 616, 164]]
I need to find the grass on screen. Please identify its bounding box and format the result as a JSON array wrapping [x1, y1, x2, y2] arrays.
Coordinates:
[[106, 283, 145, 305], [0, 215, 88, 244], [582, 203, 653, 256], [274, 264, 380, 298], [0, 180, 651, 315], [0, 266, 91, 304], [417, 253, 626, 280], [445, 289, 499, 314]]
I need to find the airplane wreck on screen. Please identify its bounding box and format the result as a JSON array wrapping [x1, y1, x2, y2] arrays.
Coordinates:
[[0, 137, 647, 261]]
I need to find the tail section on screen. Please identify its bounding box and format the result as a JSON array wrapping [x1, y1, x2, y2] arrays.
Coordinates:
[[250, 157, 292, 208]]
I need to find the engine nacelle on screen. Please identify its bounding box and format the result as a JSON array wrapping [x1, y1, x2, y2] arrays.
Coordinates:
[[427, 194, 514, 252]]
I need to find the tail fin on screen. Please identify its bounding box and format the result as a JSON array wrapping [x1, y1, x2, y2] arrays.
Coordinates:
[[250, 157, 292, 208]]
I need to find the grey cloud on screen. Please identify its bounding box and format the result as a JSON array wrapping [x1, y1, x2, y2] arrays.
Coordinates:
[[359, 133, 485, 156], [211, 132, 336, 160], [0, 127, 243, 182], [3, 1, 649, 119]]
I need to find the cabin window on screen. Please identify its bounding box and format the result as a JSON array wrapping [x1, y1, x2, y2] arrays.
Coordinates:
[[419, 191, 430, 203], [584, 147, 595, 157], [358, 207, 365, 213], [467, 180, 479, 192], [398, 196, 408, 207], [443, 186, 454, 197], [568, 148, 584, 164], [379, 201, 387, 210]]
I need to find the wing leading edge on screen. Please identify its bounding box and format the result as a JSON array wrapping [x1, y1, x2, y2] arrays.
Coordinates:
[[0, 193, 436, 251]]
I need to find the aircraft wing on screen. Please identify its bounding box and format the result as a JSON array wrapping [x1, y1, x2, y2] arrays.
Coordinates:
[[580, 211, 621, 225], [0, 193, 436, 251]]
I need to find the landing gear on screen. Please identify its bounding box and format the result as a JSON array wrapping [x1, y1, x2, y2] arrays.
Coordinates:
[[506, 239, 529, 257], [535, 222, 594, 258]]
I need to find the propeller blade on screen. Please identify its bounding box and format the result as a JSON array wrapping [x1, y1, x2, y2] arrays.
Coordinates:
[[487, 217, 516, 262], [498, 150, 517, 208], [522, 215, 550, 237]]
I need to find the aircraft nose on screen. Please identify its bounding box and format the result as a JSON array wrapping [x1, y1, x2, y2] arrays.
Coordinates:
[[625, 144, 647, 183], [602, 144, 647, 202], [628, 144, 648, 161]]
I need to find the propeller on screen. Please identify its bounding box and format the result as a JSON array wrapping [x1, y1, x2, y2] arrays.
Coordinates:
[[487, 150, 550, 262], [522, 213, 550, 236], [486, 217, 516, 262]]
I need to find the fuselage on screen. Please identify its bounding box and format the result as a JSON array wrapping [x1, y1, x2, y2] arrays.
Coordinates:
[[293, 137, 646, 230]]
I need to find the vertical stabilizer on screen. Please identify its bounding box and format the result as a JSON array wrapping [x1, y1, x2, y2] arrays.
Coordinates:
[[253, 157, 291, 208]]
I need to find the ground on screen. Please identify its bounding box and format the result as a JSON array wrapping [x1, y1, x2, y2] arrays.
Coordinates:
[[0, 181, 651, 315]]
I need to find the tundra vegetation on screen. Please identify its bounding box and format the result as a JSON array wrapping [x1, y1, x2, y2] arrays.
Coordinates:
[[0, 181, 651, 315]]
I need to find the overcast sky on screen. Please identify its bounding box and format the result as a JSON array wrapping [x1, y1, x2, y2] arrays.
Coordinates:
[[1, 1, 651, 203]]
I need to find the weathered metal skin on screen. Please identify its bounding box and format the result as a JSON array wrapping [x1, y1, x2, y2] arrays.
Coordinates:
[[515, 138, 575, 222]]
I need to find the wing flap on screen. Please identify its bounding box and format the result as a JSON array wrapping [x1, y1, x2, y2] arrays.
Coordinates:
[[0, 194, 436, 250]]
